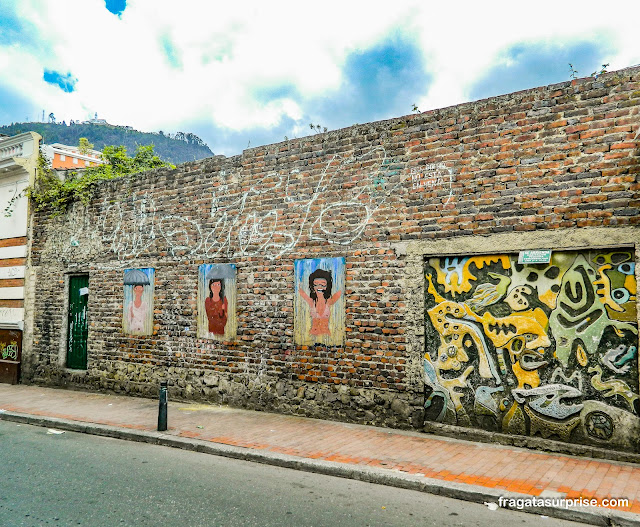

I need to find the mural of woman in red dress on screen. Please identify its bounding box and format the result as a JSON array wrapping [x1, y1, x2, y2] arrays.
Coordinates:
[[198, 263, 236, 340], [205, 278, 228, 335]]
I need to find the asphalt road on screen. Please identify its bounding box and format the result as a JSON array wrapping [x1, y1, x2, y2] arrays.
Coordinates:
[[0, 421, 588, 527]]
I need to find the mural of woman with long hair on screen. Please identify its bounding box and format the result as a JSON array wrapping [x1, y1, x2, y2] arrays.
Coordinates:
[[205, 278, 227, 335], [197, 264, 237, 340], [294, 257, 345, 346], [299, 268, 342, 336]]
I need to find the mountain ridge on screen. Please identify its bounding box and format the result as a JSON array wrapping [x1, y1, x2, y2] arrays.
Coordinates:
[[0, 122, 214, 165]]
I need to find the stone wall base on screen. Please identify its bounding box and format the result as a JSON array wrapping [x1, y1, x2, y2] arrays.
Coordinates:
[[23, 362, 424, 430]]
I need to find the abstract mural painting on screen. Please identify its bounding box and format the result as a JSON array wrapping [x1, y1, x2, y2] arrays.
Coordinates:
[[197, 264, 237, 341], [423, 250, 639, 451], [294, 257, 346, 346], [123, 268, 155, 336]]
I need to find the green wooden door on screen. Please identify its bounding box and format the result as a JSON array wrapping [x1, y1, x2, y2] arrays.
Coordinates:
[[67, 275, 89, 369]]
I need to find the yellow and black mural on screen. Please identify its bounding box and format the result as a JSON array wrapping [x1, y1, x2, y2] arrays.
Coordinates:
[[423, 249, 639, 451]]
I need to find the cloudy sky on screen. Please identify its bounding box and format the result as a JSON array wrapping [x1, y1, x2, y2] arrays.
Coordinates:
[[1, 0, 639, 156]]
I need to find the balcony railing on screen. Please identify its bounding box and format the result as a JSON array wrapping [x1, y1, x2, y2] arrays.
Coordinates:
[[0, 142, 25, 162]]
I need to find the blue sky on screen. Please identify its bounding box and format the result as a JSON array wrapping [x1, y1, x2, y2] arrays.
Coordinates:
[[1, 0, 638, 156]]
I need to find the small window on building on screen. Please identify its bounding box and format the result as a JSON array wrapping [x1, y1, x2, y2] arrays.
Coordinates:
[[73, 157, 78, 164], [85, 160, 90, 166], [60, 154, 66, 161]]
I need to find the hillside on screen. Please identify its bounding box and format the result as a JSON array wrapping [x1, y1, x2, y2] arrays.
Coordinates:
[[0, 122, 214, 165]]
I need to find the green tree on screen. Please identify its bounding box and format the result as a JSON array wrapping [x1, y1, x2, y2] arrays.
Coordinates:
[[78, 137, 94, 155], [28, 144, 173, 216]]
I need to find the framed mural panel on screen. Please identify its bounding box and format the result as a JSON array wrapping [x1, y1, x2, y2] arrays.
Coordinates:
[[423, 249, 638, 450], [123, 268, 155, 336], [197, 264, 237, 341], [294, 257, 345, 346]]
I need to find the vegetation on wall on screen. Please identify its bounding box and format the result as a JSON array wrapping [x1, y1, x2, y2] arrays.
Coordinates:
[[29, 144, 173, 216], [0, 122, 213, 165]]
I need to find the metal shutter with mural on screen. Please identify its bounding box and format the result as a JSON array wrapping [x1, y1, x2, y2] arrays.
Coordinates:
[[423, 249, 638, 451]]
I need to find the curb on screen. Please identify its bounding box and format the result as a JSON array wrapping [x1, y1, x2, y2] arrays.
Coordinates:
[[1, 411, 638, 527], [422, 421, 640, 465]]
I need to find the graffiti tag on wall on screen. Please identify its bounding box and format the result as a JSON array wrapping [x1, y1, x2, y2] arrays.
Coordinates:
[[424, 250, 639, 450], [1, 341, 18, 360], [40, 146, 412, 263], [96, 146, 403, 261], [0, 329, 22, 362], [409, 163, 454, 204]]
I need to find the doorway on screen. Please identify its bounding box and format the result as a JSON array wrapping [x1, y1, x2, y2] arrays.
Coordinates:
[[66, 274, 89, 369]]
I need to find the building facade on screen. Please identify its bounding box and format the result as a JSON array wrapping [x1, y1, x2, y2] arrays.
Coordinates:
[[23, 68, 640, 453], [0, 131, 41, 383], [41, 143, 104, 170]]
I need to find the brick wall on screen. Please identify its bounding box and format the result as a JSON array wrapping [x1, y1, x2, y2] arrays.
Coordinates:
[[24, 67, 640, 447]]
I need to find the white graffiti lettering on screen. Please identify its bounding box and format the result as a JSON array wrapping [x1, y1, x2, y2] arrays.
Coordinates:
[[409, 163, 454, 204], [39, 145, 447, 262]]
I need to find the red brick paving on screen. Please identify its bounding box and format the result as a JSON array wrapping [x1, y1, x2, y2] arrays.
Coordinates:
[[1, 384, 638, 514]]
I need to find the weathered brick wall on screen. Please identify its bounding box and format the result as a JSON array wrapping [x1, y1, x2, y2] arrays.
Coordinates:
[[24, 67, 640, 446]]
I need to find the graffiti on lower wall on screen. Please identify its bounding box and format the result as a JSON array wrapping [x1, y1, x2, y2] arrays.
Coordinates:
[[423, 250, 639, 450], [0, 329, 21, 361], [294, 257, 346, 346]]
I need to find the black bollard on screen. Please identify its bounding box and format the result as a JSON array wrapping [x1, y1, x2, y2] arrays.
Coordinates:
[[158, 380, 168, 431]]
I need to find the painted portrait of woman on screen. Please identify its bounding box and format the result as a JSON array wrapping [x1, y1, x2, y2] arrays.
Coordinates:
[[123, 268, 155, 335], [198, 264, 236, 340], [128, 283, 148, 333], [294, 258, 345, 346], [299, 268, 342, 336], [205, 278, 228, 335]]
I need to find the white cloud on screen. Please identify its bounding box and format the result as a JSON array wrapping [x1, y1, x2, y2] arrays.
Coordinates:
[[1, 0, 639, 154], [411, 1, 640, 111], [5, 0, 416, 130]]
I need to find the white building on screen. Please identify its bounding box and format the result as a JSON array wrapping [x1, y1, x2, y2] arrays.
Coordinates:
[[0, 131, 41, 383]]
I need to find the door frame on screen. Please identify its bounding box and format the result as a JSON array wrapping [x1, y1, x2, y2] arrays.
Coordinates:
[[60, 273, 89, 370]]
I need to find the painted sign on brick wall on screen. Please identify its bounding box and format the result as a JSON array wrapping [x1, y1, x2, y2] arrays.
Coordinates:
[[424, 249, 639, 450]]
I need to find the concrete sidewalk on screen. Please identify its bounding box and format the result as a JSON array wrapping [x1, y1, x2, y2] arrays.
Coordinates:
[[1, 384, 639, 526]]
